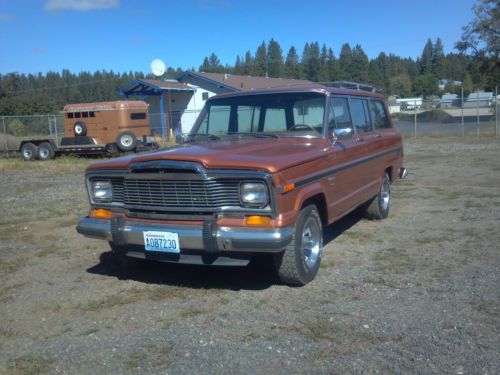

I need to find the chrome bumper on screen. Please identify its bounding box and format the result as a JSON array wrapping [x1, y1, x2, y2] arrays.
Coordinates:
[[76, 217, 293, 253]]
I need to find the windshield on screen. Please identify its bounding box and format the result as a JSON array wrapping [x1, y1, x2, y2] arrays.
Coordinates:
[[191, 92, 326, 138]]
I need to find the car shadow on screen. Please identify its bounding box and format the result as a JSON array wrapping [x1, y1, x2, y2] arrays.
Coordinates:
[[86, 208, 365, 291], [87, 250, 279, 291], [322, 207, 365, 245]]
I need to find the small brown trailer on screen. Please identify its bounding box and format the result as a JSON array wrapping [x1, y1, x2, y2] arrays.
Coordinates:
[[19, 100, 158, 161]]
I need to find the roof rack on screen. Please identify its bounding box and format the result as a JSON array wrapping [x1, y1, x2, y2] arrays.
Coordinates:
[[327, 80, 380, 93]]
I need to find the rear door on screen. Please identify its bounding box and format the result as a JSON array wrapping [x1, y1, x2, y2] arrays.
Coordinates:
[[326, 96, 367, 220]]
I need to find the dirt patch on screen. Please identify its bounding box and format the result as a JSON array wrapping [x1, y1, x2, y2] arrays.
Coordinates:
[[0, 139, 499, 374]]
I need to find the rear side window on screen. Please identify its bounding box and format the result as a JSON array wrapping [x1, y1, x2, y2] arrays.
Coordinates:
[[131, 112, 147, 120], [351, 98, 372, 133], [369, 100, 390, 129], [329, 98, 352, 130]]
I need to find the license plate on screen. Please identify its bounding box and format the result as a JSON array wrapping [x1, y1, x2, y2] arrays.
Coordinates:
[[143, 231, 180, 253]]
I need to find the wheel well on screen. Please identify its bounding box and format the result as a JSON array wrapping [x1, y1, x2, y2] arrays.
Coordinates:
[[385, 166, 393, 182], [301, 194, 328, 226]]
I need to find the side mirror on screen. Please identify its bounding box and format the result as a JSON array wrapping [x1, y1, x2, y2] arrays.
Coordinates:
[[332, 128, 353, 140]]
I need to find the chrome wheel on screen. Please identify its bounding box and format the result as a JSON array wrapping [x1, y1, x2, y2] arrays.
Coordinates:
[[39, 147, 49, 159], [120, 134, 133, 147], [75, 124, 83, 134], [22, 148, 32, 159], [302, 216, 321, 269], [380, 177, 390, 211]]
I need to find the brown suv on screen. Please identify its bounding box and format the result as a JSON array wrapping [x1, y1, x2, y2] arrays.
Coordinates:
[[77, 83, 406, 286]]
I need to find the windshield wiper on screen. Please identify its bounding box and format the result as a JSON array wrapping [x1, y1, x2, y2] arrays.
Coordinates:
[[226, 132, 279, 139]]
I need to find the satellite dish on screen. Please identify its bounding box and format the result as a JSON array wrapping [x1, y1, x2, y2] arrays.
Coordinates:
[[151, 59, 166, 77]]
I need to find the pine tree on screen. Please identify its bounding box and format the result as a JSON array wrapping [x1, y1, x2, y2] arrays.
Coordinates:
[[420, 39, 434, 74], [267, 38, 283, 78], [432, 38, 446, 79], [338, 43, 353, 80], [285, 46, 301, 78], [351, 45, 369, 82], [303, 42, 320, 81], [253, 41, 268, 76]]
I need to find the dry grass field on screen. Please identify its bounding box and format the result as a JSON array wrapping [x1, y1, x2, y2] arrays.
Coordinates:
[[0, 138, 499, 374]]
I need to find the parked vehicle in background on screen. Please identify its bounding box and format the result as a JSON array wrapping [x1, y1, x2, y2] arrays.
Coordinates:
[[19, 100, 157, 161], [77, 82, 407, 286]]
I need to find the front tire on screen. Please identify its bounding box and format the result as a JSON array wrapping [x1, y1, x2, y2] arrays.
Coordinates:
[[37, 142, 55, 161], [274, 205, 323, 286], [364, 173, 391, 220], [20, 142, 37, 161]]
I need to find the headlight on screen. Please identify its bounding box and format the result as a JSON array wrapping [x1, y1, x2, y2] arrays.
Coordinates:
[[92, 181, 112, 201], [240, 182, 269, 207]]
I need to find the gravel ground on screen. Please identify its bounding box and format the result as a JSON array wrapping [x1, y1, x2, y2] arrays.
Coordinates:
[[0, 138, 499, 374]]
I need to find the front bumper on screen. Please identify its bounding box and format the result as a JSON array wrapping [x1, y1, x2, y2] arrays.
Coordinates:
[[76, 216, 293, 254]]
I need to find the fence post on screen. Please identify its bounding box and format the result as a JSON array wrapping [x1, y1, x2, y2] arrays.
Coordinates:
[[476, 88, 480, 137], [414, 99, 417, 138], [48, 115, 52, 136], [2, 116, 8, 154], [496, 86, 498, 138], [54, 114, 58, 140], [461, 87, 464, 137]]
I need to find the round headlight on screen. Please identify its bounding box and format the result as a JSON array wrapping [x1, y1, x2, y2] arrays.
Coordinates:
[[92, 181, 112, 201], [240, 182, 269, 207]]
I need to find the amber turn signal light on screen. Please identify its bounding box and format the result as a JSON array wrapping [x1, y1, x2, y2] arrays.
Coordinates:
[[245, 215, 272, 226], [89, 208, 112, 220], [282, 183, 295, 193]]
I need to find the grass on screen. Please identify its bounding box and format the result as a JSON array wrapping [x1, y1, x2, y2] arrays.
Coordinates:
[[122, 344, 173, 371], [0, 258, 28, 276], [4, 354, 54, 375], [372, 247, 415, 274], [0, 155, 92, 173], [74, 285, 188, 312]]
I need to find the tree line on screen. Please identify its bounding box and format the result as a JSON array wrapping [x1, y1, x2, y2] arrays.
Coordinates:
[[0, 0, 497, 115]]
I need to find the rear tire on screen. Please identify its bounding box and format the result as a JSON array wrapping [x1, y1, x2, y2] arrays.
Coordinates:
[[364, 173, 391, 220], [37, 142, 55, 161], [274, 205, 323, 286], [116, 131, 137, 152], [20, 143, 37, 161]]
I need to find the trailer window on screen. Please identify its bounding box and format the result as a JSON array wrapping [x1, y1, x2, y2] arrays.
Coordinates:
[[90, 112, 95, 118], [82, 112, 89, 118], [131, 113, 147, 120], [75, 112, 81, 118], [67, 113, 74, 119]]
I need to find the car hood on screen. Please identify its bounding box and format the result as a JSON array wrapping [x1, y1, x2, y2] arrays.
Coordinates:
[[87, 137, 331, 173]]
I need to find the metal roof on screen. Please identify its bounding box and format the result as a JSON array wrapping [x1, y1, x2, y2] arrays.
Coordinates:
[[119, 79, 195, 97], [177, 71, 314, 92]]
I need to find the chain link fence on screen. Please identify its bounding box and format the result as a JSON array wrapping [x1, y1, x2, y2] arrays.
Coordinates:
[[1, 95, 498, 155], [390, 91, 499, 138]]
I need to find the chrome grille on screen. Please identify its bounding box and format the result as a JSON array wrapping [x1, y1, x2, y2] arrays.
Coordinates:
[[106, 177, 242, 209]]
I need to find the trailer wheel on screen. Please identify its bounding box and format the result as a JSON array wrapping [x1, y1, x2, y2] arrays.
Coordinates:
[[116, 131, 137, 152], [37, 142, 55, 161], [74, 122, 87, 136], [20, 143, 37, 161]]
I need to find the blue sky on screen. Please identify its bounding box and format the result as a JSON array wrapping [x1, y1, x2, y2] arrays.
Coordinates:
[[0, 0, 477, 75]]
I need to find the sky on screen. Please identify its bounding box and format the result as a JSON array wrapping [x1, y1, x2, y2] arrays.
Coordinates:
[[0, 0, 477, 75]]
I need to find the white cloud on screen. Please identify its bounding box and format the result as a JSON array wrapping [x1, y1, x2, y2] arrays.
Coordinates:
[[44, 0, 120, 12]]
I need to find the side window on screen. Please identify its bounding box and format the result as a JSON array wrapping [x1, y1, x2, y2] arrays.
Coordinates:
[[131, 112, 147, 120], [329, 97, 352, 131], [207, 105, 231, 134], [237, 106, 260, 132], [263, 108, 286, 132], [350, 98, 371, 133], [369, 100, 390, 129]]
